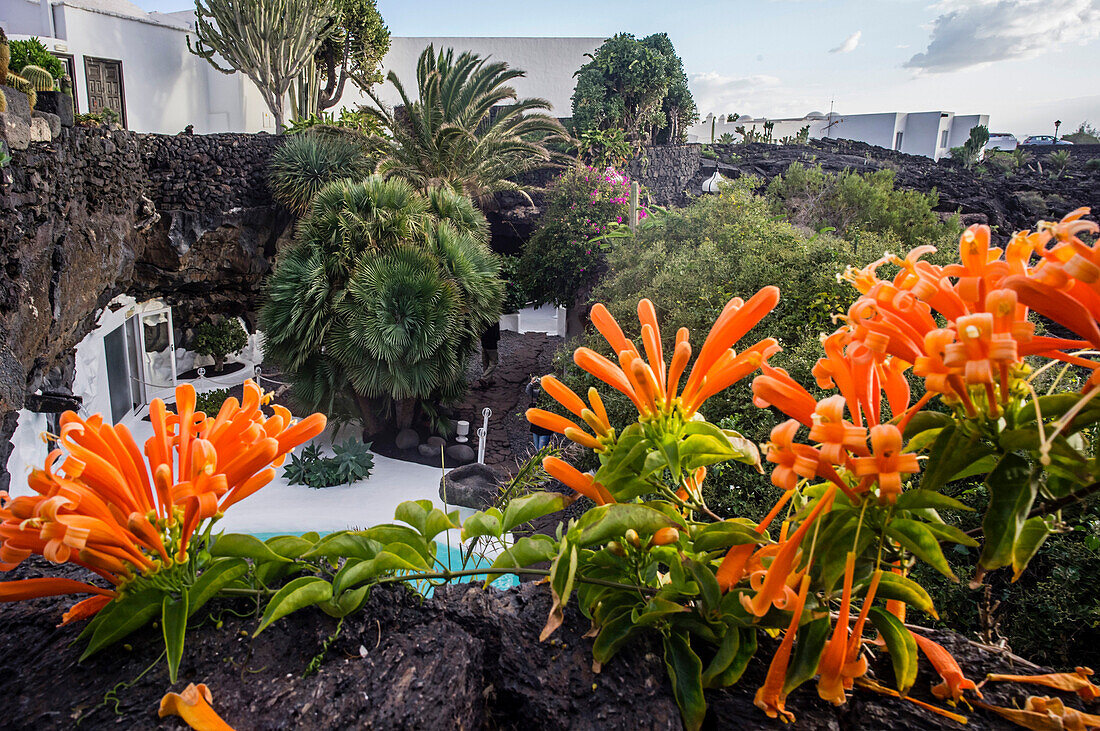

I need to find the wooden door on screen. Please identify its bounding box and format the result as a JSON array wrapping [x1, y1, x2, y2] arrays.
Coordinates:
[[84, 57, 126, 127]]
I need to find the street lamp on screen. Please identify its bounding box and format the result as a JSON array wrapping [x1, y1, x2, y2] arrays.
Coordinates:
[[1054, 120, 1062, 143]]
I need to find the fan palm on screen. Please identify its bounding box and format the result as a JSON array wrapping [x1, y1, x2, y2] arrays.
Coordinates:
[[268, 131, 373, 215], [261, 176, 503, 432], [364, 45, 574, 207]]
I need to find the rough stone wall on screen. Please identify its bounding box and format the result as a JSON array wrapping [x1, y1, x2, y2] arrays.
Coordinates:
[[0, 127, 289, 488], [626, 144, 701, 205]]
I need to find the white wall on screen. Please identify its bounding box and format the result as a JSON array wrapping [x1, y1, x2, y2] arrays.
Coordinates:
[[948, 114, 990, 149], [827, 112, 903, 150], [340, 36, 603, 116], [0, 0, 52, 37]]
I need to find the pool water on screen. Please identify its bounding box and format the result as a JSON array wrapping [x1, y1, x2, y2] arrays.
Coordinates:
[[247, 531, 518, 595]]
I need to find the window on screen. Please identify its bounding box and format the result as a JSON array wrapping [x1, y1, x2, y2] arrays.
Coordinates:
[[51, 53, 79, 113], [894, 131, 903, 150], [940, 130, 949, 148]]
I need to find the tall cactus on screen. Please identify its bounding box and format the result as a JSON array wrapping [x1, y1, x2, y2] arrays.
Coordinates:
[[6, 73, 36, 110], [187, 0, 339, 133], [20, 65, 54, 92], [0, 27, 10, 82]]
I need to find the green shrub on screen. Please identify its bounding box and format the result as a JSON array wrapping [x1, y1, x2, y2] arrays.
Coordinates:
[[1086, 158, 1100, 173], [981, 150, 1017, 176], [283, 439, 374, 487], [765, 162, 961, 250], [8, 38, 64, 81], [195, 387, 232, 415], [268, 131, 373, 216], [947, 124, 988, 169], [517, 165, 630, 312], [192, 318, 248, 372], [499, 255, 531, 314], [555, 179, 877, 499]]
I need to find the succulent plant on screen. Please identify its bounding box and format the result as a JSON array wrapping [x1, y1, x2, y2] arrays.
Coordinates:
[[59, 74, 72, 94], [19, 64, 54, 92], [6, 73, 36, 110]]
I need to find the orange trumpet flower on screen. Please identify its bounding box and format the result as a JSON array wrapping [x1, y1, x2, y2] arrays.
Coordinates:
[[985, 667, 1100, 703], [754, 574, 811, 722], [0, 381, 325, 623], [912, 632, 982, 704], [542, 456, 614, 505], [159, 683, 236, 730]]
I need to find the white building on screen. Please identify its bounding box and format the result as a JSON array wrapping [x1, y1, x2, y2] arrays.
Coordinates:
[[688, 110, 991, 161], [1, 0, 600, 133]]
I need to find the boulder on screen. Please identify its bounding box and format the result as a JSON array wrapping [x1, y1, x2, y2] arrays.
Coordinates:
[[394, 428, 419, 450], [417, 443, 439, 458], [33, 91, 73, 128], [440, 461, 497, 508], [445, 443, 477, 466], [0, 113, 30, 151], [426, 435, 446, 449], [0, 86, 32, 123], [29, 117, 51, 143], [32, 111, 60, 139]]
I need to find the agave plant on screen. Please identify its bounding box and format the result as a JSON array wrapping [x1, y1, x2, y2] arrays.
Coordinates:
[[363, 45, 574, 207], [268, 131, 373, 215], [260, 176, 503, 431]]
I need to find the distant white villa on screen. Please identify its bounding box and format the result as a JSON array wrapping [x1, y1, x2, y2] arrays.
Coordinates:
[[2, 0, 601, 133], [688, 111, 991, 161]]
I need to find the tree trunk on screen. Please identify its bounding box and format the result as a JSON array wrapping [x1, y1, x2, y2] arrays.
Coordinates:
[[394, 398, 416, 430], [354, 392, 384, 436]]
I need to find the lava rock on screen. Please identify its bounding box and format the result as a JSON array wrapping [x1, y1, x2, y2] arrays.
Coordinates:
[[444, 443, 477, 467], [417, 443, 438, 458], [440, 461, 496, 507], [34, 91, 73, 127], [32, 111, 60, 138], [0, 112, 30, 151], [28, 117, 51, 142], [0, 85, 32, 123], [395, 428, 419, 450], [426, 435, 446, 449]]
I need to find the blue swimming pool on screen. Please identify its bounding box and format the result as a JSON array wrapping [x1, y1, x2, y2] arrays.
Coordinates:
[[247, 531, 517, 595]]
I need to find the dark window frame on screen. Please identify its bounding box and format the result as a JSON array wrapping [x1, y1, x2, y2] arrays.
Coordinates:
[[51, 53, 78, 113], [83, 55, 127, 128]]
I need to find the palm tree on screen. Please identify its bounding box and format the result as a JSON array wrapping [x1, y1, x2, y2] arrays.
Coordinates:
[[268, 131, 373, 215], [364, 45, 574, 207], [261, 177, 503, 432]]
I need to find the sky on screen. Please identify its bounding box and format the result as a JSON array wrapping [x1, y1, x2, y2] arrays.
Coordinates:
[[135, 0, 1100, 136]]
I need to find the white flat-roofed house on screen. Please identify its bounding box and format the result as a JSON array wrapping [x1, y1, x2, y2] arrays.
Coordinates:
[[1, 0, 601, 133], [689, 110, 991, 160]]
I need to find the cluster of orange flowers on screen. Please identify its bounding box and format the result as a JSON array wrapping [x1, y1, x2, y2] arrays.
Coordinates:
[[528, 288, 781, 501], [0, 381, 325, 622]]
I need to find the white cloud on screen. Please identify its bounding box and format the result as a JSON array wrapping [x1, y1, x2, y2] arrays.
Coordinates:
[[830, 31, 862, 54], [906, 0, 1100, 73], [689, 72, 823, 117]]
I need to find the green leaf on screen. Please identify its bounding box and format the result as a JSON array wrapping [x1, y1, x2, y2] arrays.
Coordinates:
[[922, 522, 979, 548], [81, 589, 162, 660], [1016, 393, 1083, 424], [663, 631, 707, 731], [920, 425, 993, 493], [162, 591, 189, 683], [686, 559, 721, 615], [692, 519, 767, 552], [572, 504, 677, 548], [632, 596, 689, 627], [254, 577, 333, 636], [1012, 515, 1053, 581], [869, 607, 918, 696], [188, 558, 248, 617], [501, 491, 570, 533], [321, 585, 370, 618], [895, 490, 974, 513], [783, 616, 829, 696], [332, 544, 431, 594], [902, 411, 952, 441], [886, 518, 956, 580], [461, 508, 503, 541], [263, 535, 317, 559], [678, 433, 736, 472], [948, 454, 999, 483], [395, 500, 460, 541], [701, 625, 741, 687], [210, 533, 291, 563], [300, 531, 379, 561], [358, 524, 434, 564], [707, 627, 757, 688], [489, 535, 557, 571], [868, 572, 938, 617], [979, 454, 1038, 572], [592, 606, 639, 664]]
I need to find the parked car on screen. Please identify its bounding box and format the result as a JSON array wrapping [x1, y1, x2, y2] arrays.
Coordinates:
[[1021, 135, 1073, 146], [985, 132, 1018, 151]]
